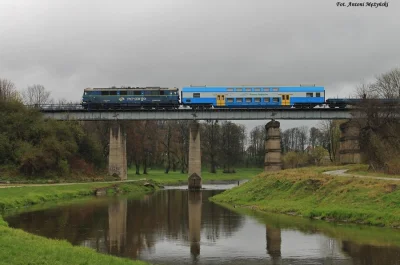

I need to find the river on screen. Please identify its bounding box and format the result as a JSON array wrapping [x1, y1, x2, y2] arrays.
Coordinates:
[[4, 183, 400, 265]]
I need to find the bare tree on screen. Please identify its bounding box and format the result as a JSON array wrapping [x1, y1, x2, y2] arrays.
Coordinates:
[[353, 68, 400, 172], [22, 84, 51, 106], [0, 78, 20, 101]]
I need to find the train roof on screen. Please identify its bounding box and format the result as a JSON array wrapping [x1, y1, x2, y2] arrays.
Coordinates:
[[184, 84, 321, 87], [182, 86, 325, 92], [84, 87, 178, 91]]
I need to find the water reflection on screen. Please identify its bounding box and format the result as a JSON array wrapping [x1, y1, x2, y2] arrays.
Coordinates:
[[266, 226, 281, 264], [4, 188, 400, 265], [342, 241, 400, 265], [188, 191, 202, 261], [107, 198, 127, 255]]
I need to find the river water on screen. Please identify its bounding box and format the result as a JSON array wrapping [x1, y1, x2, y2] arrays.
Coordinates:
[[4, 184, 400, 265]]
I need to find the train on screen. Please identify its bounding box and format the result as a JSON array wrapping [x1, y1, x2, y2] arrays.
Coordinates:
[[81, 85, 398, 110]]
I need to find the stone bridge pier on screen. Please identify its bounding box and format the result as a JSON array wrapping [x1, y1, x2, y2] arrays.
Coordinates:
[[339, 120, 362, 164], [109, 123, 127, 180], [188, 121, 202, 190], [264, 120, 283, 171]]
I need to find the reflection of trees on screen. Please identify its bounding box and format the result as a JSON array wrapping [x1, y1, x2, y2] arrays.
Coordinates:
[[4, 199, 110, 246], [5, 190, 245, 260], [341, 240, 400, 265], [202, 190, 244, 242]]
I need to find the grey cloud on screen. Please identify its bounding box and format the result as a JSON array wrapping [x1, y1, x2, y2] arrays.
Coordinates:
[[0, 0, 399, 129]]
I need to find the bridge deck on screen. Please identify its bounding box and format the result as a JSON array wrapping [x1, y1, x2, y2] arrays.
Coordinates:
[[40, 107, 354, 120]]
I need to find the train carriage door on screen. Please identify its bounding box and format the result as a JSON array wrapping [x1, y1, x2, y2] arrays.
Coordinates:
[[281, 94, 290, 106], [216, 94, 225, 106]]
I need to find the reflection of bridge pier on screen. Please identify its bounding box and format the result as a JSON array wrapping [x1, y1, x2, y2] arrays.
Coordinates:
[[266, 225, 282, 264], [188, 191, 202, 260], [108, 198, 127, 255]]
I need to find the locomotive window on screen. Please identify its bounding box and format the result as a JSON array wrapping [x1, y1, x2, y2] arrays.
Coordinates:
[[306, 93, 313, 97], [255, 98, 261, 102], [101, 91, 109, 95], [264, 98, 270, 102], [134, 91, 141, 95], [227, 98, 234, 103], [193, 93, 200, 98], [120, 91, 127, 96], [272, 88, 279, 92], [254, 88, 261, 92], [245, 88, 252, 92], [263, 88, 270, 91], [227, 88, 234, 92], [110, 91, 117, 95], [316, 92, 321, 97], [245, 98, 252, 102], [236, 98, 243, 102], [273, 97, 279, 102]]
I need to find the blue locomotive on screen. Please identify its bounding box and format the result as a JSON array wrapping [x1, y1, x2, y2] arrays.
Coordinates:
[[181, 85, 325, 109], [82, 87, 180, 110]]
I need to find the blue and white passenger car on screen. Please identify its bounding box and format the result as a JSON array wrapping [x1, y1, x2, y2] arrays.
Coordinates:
[[181, 85, 325, 108]]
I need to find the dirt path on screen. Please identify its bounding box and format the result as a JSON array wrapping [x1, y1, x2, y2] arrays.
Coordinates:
[[0, 179, 148, 189], [323, 169, 400, 181]]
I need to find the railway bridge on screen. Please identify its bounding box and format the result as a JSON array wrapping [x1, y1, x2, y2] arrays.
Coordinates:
[[38, 105, 365, 189]]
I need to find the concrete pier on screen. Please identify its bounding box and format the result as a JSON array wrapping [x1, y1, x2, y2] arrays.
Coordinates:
[[188, 121, 202, 189], [188, 191, 202, 260], [339, 120, 362, 164], [264, 120, 283, 171], [108, 123, 127, 180]]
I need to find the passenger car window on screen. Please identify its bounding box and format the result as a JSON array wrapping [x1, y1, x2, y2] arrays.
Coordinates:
[[306, 93, 313, 97], [316, 93, 321, 97], [193, 93, 200, 98]]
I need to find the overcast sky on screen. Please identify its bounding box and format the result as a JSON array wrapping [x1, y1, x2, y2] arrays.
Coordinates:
[[0, 0, 399, 131]]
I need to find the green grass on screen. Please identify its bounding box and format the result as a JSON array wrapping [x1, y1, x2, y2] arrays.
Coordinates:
[[127, 167, 263, 185], [0, 181, 157, 212], [0, 216, 149, 265], [210, 166, 400, 228]]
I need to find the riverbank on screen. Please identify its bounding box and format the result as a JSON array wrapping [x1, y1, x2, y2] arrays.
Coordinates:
[[128, 168, 262, 185], [0, 181, 156, 265], [210, 165, 400, 228]]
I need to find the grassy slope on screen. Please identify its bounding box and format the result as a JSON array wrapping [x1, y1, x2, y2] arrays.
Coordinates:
[[0, 181, 155, 265], [210, 166, 400, 227], [127, 168, 262, 185]]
